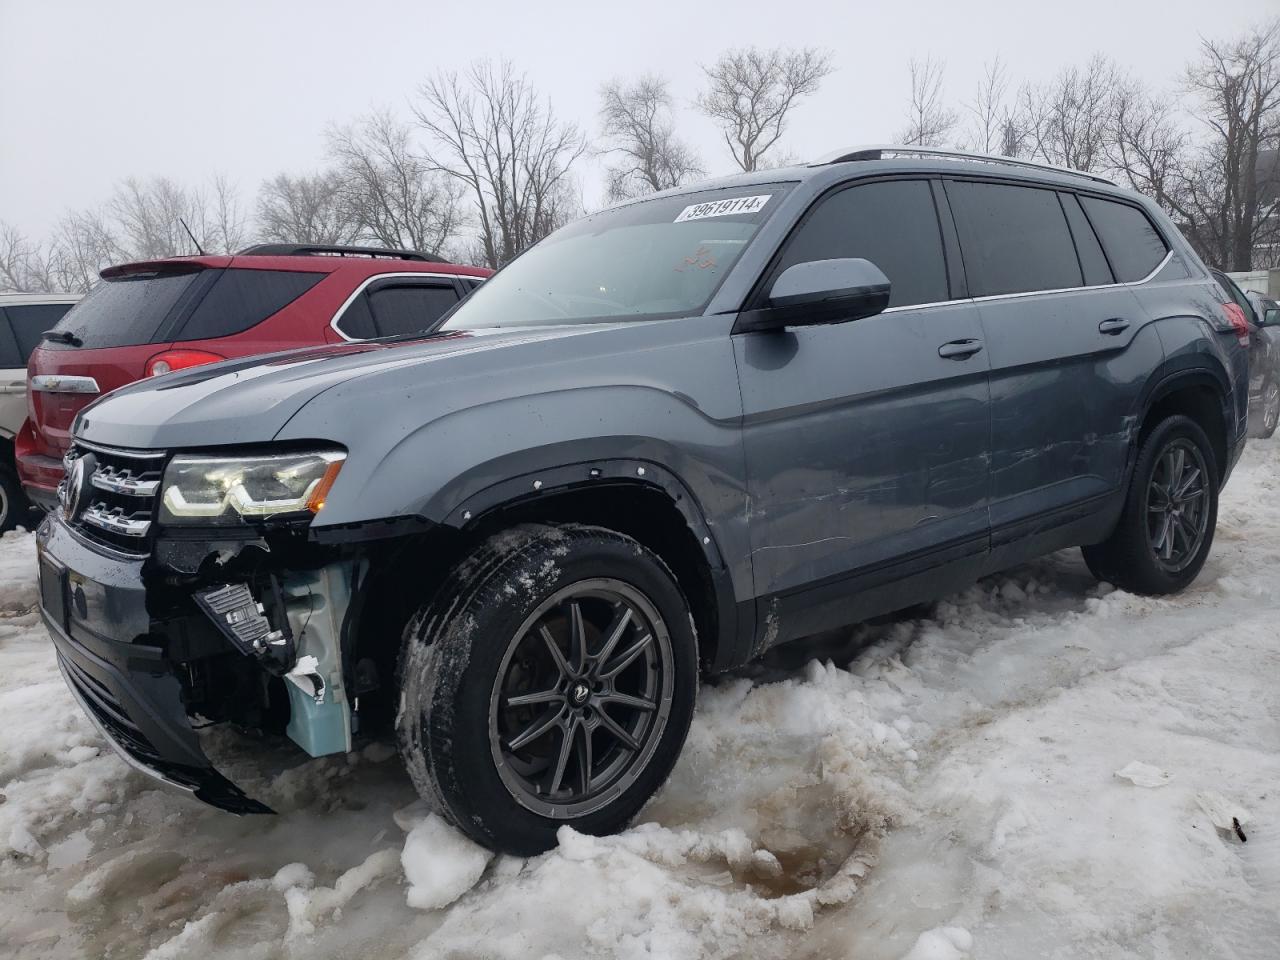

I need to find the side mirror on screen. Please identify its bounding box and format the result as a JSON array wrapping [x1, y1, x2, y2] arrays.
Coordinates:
[[737, 258, 891, 333], [1266, 308, 1279, 327]]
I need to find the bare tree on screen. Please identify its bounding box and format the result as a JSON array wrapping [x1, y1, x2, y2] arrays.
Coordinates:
[[0, 222, 52, 292], [962, 57, 1023, 155], [414, 61, 585, 269], [1106, 76, 1190, 210], [1179, 19, 1280, 269], [205, 174, 251, 254], [697, 46, 833, 172], [900, 56, 958, 148], [1017, 55, 1119, 171], [329, 110, 464, 254], [598, 75, 703, 202], [256, 171, 360, 246]]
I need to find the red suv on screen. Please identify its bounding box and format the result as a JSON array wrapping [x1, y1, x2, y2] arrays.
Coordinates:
[[18, 244, 490, 508]]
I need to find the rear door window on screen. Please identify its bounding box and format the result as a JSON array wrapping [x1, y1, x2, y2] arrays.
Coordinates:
[[1079, 196, 1169, 282], [5, 303, 75, 362], [946, 180, 1083, 297], [172, 268, 324, 341], [49, 270, 205, 349], [774, 179, 949, 308], [367, 283, 460, 337], [334, 294, 377, 339]]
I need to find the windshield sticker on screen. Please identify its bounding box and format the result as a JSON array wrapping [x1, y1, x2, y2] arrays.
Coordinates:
[[674, 194, 772, 223]]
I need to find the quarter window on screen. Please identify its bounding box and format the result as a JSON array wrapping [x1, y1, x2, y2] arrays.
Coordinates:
[[774, 179, 949, 309], [174, 269, 323, 341], [1079, 196, 1169, 282], [946, 180, 1082, 297], [5, 303, 75, 362], [1060, 193, 1113, 286]]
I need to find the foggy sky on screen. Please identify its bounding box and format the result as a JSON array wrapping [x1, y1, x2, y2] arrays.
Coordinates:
[[2, 0, 1276, 240]]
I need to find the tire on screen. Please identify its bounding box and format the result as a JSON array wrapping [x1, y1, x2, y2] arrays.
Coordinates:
[[1255, 377, 1280, 439], [396, 523, 698, 855], [1082, 414, 1218, 595], [0, 462, 29, 534]]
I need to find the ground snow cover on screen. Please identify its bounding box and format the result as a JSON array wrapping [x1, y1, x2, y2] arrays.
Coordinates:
[[1, 439, 1278, 959]]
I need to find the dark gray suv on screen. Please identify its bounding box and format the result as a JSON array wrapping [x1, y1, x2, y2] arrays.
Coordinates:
[[37, 147, 1250, 854]]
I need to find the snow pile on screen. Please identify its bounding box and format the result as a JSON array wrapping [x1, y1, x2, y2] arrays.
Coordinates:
[[1, 438, 1279, 958], [399, 809, 492, 910]]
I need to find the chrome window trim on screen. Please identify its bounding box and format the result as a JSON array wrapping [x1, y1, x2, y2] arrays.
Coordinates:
[[329, 271, 470, 342], [880, 250, 1174, 316], [30, 374, 100, 394]]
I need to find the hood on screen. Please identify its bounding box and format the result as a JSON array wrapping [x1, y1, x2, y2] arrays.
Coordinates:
[[75, 326, 601, 450]]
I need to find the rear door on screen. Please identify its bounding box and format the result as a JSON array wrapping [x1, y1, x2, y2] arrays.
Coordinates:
[[734, 177, 992, 644], [943, 178, 1164, 552]]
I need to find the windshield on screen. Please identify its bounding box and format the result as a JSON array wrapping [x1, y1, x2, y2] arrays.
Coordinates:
[[440, 184, 792, 330]]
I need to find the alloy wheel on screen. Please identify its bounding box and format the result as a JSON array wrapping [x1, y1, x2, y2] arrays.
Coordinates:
[[488, 578, 674, 819], [1145, 438, 1210, 573], [1264, 381, 1279, 435]]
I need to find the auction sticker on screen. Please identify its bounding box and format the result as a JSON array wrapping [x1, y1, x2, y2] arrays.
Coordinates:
[[674, 194, 772, 223]]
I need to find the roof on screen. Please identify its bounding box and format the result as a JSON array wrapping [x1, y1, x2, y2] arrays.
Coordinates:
[[99, 251, 491, 281]]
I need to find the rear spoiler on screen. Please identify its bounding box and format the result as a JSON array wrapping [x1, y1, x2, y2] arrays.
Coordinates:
[[100, 256, 231, 280]]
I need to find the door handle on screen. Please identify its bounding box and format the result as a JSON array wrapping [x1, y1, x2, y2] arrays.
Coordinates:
[[1098, 318, 1131, 335], [938, 338, 984, 360]]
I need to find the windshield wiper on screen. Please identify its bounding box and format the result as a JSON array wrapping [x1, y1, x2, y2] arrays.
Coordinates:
[[42, 329, 82, 347]]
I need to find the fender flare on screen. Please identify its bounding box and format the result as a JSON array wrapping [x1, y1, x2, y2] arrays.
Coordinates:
[[442, 457, 744, 672]]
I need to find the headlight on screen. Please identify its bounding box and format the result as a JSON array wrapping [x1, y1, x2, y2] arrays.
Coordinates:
[[160, 450, 346, 526]]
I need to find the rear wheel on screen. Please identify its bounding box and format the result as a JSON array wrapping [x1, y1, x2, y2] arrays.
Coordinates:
[[1256, 378, 1279, 439], [1082, 415, 1218, 595], [396, 524, 698, 855], [0, 462, 29, 533]]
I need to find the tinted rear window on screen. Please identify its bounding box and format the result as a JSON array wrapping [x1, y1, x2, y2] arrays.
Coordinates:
[[49, 270, 203, 349], [947, 181, 1082, 297], [174, 268, 323, 341], [6, 303, 75, 363], [1079, 196, 1169, 282]]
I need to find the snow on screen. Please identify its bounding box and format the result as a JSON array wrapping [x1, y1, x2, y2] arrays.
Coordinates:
[[2, 439, 1280, 958]]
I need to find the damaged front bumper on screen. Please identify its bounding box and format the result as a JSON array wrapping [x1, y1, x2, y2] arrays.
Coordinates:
[[36, 515, 286, 814]]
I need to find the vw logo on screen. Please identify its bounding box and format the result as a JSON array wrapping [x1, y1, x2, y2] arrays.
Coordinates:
[[62, 454, 95, 523]]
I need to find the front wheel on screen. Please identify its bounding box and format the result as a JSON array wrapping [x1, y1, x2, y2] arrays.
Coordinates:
[[396, 524, 698, 855], [1082, 414, 1218, 595]]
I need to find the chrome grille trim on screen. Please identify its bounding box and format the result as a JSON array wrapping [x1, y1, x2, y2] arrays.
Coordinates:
[[81, 503, 152, 538], [91, 466, 161, 497]]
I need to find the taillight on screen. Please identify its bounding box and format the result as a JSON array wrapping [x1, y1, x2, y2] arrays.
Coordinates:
[[145, 349, 225, 377], [1221, 303, 1251, 348]]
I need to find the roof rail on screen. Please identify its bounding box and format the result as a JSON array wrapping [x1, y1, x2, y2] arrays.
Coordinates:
[[815, 144, 1117, 187], [236, 243, 444, 263]]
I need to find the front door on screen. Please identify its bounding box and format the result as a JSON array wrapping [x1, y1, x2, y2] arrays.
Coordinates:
[[734, 178, 992, 648]]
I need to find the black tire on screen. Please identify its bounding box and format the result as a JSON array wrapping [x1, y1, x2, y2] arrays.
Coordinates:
[[396, 523, 698, 855], [0, 461, 29, 534], [1082, 414, 1218, 595], [1254, 377, 1279, 439]]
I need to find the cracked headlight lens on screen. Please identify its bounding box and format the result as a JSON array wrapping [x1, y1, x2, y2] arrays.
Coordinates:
[[160, 450, 345, 525]]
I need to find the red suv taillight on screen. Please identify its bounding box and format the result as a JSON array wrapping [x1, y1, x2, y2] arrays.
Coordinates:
[[145, 349, 225, 377], [1221, 303, 1251, 348]]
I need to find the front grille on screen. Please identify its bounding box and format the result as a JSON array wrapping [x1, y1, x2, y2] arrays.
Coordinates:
[[63, 443, 165, 556]]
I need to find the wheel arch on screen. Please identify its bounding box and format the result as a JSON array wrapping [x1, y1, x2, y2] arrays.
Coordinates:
[[1135, 363, 1233, 486]]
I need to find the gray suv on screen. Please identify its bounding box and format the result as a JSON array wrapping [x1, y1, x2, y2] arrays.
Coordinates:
[[37, 147, 1250, 854]]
